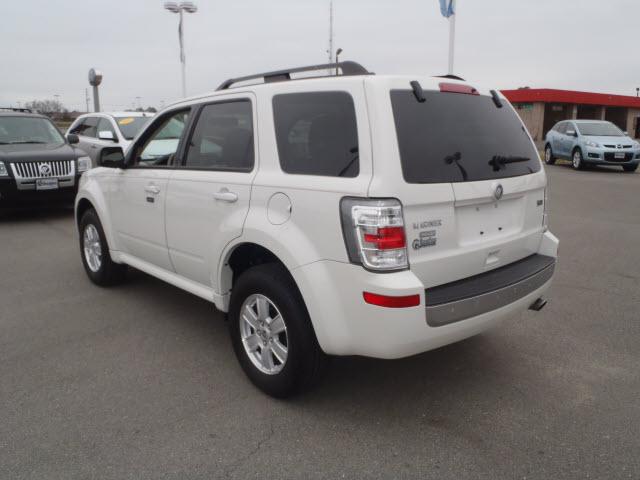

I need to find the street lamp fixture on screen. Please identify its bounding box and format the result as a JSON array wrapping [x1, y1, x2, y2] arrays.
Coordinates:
[[164, 1, 198, 98], [335, 48, 343, 75]]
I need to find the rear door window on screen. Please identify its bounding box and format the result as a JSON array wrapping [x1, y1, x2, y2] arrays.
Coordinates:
[[76, 117, 98, 138], [273, 92, 359, 177], [184, 100, 254, 171], [390, 90, 540, 184]]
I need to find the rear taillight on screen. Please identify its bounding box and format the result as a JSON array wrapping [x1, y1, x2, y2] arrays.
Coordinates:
[[340, 198, 409, 271]]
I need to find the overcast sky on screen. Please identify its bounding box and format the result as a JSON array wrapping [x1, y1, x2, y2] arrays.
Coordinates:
[[2, 0, 638, 111]]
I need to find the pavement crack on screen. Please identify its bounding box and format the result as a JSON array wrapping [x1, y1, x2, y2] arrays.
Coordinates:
[[224, 421, 275, 477]]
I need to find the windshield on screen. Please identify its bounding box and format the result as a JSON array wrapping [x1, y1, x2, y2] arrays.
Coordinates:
[[576, 122, 624, 137], [115, 116, 152, 140], [390, 90, 540, 183], [0, 116, 65, 145]]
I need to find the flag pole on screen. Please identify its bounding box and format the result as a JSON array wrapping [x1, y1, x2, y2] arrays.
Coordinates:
[[447, 0, 456, 75]]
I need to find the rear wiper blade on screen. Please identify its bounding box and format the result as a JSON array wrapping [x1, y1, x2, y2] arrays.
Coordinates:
[[444, 151, 468, 181], [489, 155, 530, 171]]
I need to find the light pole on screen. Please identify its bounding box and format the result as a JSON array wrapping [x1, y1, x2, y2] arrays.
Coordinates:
[[164, 1, 198, 98]]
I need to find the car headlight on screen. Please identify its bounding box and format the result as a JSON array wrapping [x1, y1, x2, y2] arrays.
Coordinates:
[[0, 161, 8, 177], [633, 141, 640, 149], [585, 140, 600, 148], [77, 156, 92, 173]]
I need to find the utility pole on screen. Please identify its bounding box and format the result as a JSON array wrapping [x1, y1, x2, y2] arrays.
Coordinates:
[[328, 0, 334, 65]]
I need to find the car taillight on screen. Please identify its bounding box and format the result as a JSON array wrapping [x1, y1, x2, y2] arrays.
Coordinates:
[[340, 198, 409, 271]]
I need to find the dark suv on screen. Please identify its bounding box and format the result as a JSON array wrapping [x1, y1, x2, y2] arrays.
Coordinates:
[[0, 109, 90, 208]]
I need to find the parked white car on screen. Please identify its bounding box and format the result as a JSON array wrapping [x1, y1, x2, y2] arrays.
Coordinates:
[[75, 62, 559, 397], [66, 112, 154, 166]]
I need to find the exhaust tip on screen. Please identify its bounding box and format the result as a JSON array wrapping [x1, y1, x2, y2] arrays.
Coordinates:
[[529, 298, 548, 312]]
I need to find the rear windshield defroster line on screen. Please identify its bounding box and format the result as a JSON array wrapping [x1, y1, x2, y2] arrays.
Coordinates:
[[390, 90, 541, 184]]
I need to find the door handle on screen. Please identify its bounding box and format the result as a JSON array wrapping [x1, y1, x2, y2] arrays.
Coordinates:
[[213, 188, 238, 203], [144, 185, 161, 195]]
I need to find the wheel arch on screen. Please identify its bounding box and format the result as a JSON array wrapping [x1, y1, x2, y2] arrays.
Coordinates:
[[74, 183, 117, 252], [219, 241, 293, 299]]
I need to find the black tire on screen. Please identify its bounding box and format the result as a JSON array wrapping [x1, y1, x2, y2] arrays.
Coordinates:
[[623, 164, 638, 173], [544, 144, 556, 165], [79, 208, 127, 286], [228, 263, 326, 398], [572, 148, 584, 170]]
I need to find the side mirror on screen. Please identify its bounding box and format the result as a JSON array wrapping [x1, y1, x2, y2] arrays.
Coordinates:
[[99, 146, 126, 168], [566, 129, 577, 137], [98, 130, 117, 142], [624, 131, 629, 136], [67, 133, 80, 145]]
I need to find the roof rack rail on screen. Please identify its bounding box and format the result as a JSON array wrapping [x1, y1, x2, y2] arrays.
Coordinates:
[[217, 61, 371, 91], [0, 107, 33, 113], [435, 74, 466, 81]]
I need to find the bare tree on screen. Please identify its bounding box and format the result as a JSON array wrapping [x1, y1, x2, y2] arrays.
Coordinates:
[[24, 99, 67, 116]]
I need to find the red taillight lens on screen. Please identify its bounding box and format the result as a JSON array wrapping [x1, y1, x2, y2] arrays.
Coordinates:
[[363, 292, 421, 308], [363, 227, 406, 250]]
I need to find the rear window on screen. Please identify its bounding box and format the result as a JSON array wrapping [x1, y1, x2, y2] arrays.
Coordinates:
[[273, 92, 359, 177], [391, 90, 540, 183]]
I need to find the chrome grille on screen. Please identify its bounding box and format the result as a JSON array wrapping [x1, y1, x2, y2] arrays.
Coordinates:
[[10, 160, 75, 179]]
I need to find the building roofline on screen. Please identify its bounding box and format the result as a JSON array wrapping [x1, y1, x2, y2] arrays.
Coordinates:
[[501, 88, 640, 109]]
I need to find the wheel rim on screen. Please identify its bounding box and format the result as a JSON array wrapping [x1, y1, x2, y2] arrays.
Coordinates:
[[239, 293, 288, 375], [83, 224, 102, 273], [573, 151, 581, 168], [545, 147, 552, 163]]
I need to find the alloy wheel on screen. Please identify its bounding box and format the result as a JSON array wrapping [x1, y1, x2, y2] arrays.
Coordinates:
[[239, 294, 288, 375], [83, 224, 102, 273], [573, 151, 582, 169]]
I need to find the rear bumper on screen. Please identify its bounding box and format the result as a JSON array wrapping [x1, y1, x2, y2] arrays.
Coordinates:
[[0, 177, 79, 207], [425, 254, 555, 326], [292, 230, 559, 359]]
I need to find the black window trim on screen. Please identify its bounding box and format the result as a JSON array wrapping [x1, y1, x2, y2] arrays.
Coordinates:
[[177, 97, 256, 173], [272, 90, 361, 179], [126, 106, 194, 170]]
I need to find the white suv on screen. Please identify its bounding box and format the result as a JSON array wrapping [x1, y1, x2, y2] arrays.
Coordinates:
[[75, 62, 559, 397]]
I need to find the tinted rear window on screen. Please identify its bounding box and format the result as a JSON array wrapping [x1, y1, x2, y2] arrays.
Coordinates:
[[273, 92, 359, 177], [391, 90, 540, 183]]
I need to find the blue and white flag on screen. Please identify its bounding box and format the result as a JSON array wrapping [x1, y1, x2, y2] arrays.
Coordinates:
[[439, 0, 455, 18]]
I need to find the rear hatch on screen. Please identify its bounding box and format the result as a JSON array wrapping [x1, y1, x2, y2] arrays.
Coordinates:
[[367, 79, 547, 288]]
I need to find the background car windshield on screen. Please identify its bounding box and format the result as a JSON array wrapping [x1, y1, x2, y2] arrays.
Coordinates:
[[391, 90, 540, 183], [576, 122, 624, 136], [115, 116, 152, 140], [0, 116, 65, 145]]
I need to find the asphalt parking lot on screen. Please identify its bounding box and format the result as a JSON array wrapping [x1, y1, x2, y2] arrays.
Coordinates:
[[1, 164, 639, 479]]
